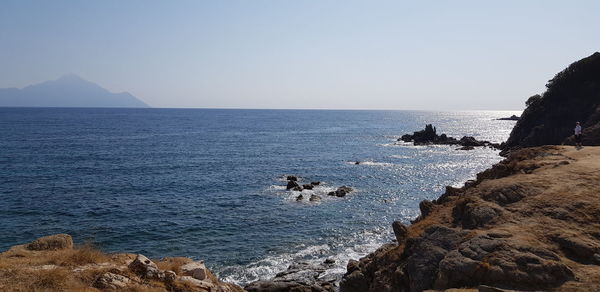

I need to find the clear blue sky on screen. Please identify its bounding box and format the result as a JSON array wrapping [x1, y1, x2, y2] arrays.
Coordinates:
[[1, 0, 599, 110]]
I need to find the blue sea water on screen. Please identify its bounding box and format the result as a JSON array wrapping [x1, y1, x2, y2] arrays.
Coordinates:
[[0, 108, 518, 284]]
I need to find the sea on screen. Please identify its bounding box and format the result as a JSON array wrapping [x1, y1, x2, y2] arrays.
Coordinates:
[[0, 108, 518, 285]]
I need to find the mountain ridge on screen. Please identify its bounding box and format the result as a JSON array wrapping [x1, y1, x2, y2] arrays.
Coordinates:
[[0, 75, 148, 108]]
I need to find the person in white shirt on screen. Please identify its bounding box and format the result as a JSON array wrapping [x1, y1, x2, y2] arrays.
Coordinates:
[[574, 122, 582, 147]]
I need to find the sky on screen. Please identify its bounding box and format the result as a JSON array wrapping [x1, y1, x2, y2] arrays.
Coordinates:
[[1, 0, 599, 110]]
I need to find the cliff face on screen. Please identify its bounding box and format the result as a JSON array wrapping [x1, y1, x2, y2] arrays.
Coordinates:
[[340, 146, 600, 292], [504, 52, 600, 150]]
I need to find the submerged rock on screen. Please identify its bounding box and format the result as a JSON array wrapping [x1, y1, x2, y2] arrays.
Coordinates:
[[309, 194, 321, 202]]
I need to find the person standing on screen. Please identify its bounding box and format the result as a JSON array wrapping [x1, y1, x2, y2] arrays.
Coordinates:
[[574, 122, 582, 147]]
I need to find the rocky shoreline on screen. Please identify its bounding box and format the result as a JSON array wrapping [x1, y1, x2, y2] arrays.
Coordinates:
[[0, 234, 244, 292], [339, 146, 600, 291]]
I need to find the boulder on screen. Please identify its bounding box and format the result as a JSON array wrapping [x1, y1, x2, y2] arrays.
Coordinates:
[[459, 136, 486, 147], [287, 176, 298, 181], [311, 181, 321, 186], [293, 186, 303, 192], [419, 200, 434, 217], [309, 194, 321, 202], [296, 195, 303, 201], [27, 234, 74, 251], [128, 254, 163, 279], [392, 221, 408, 243], [93, 272, 132, 290], [181, 261, 208, 280], [286, 181, 299, 190], [302, 184, 314, 190], [458, 146, 475, 150]]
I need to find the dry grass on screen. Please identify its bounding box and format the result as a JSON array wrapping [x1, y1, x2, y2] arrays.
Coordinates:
[[0, 244, 111, 291], [155, 257, 192, 275]]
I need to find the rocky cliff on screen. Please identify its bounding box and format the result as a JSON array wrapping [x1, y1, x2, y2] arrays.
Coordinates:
[[340, 146, 600, 291], [503, 52, 600, 152], [0, 234, 244, 292]]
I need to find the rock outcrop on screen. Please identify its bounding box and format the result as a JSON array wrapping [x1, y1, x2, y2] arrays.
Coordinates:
[[503, 52, 600, 153], [245, 261, 336, 292], [497, 115, 520, 121], [339, 146, 600, 292], [400, 124, 501, 149]]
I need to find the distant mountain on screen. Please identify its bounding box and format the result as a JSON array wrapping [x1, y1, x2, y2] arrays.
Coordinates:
[[0, 75, 148, 108]]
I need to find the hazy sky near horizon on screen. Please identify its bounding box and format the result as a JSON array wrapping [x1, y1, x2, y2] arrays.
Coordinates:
[[1, 1, 599, 110]]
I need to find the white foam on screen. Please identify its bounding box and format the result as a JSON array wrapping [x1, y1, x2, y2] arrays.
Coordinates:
[[219, 229, 393, 286], [348, 161, 395, 167]]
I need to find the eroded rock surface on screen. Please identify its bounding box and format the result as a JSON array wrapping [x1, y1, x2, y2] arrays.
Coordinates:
[[340, 146, 600, 292]]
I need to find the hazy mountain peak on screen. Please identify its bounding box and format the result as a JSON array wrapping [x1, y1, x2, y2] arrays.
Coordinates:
[[0, 75, 148, 108]]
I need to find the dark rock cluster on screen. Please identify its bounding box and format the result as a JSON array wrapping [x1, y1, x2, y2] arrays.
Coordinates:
[[284, 176, 353, 199], [399, 124, 501, 150]]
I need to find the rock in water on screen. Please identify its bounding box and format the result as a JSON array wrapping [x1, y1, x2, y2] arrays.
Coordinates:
[[286, 180, 299, 190], [309, 194, 321, 202], [287, 176, 298, 181]]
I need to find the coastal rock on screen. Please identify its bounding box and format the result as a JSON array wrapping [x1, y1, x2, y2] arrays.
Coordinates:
[[180, 261, 208, 280], [341, 146, 600, 292], [458, 145, 475, 150], [552, 234, 600, 264], [93, 272, 132, 290], [435, 235, 574, 290], [302, 184, 314, 190], [128, 254, 163, 279], [311, 181, 320, 186], [419, 200, 435, 217], [286, 180, 299, 190], [330, 186, 353, 197], [287, 176, 298, 181], [403, 225, 468, 291], [296, 194, 303, 201], [392, 221, 408, 243], [27, 234, 73, 251], [309, 194, 321, 202], [400, 124, 500, 149], [497, 115, 520, 121], [292, 186, 303, 192], [452, 198, 502, 229], [245, 262, 334, 292]]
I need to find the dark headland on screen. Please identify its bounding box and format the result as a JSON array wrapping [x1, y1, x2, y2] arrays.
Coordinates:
[[2, 52, 600, 292], [0, 74, 148, 108]]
